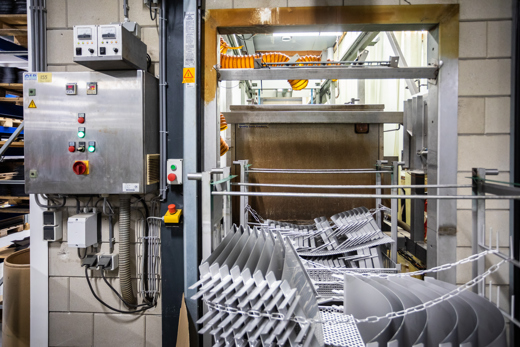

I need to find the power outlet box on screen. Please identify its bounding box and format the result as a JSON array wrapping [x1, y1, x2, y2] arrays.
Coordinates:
[[43, 210, 63, 241], [67, 212, 101, 248], [98, 253, 119, 271], [167, 159, 183, 185]]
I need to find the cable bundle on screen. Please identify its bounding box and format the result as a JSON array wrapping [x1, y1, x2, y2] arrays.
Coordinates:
[[219, 37, 243, 54]]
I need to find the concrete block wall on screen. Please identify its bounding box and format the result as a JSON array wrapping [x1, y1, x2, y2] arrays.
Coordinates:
[[455, 0, 512, 314], [45, 200, 162, 347], [206, 0, 514, 307], [45, 1, 161, 346], [47, 0, 159, 75]]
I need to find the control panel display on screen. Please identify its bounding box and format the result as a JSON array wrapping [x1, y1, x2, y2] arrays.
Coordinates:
[[87, 82, 97, 95], [77, 27, 93, 40], [73, 25, 98, 58], [101, 27, 117, 39], [97, 24, 122, 57], [66, 83, 77, 95]]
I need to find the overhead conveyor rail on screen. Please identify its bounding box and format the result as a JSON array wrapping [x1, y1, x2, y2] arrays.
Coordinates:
[[224, 104, 404, 124], [217, 55, 439, 82]]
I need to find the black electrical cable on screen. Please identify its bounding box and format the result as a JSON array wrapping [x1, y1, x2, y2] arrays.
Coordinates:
[[146, 54, 152, 71], [149, 3, 157, 21], [77, 248, 87, 259], [84, 266, 151, 314], [100, 269, 154, 308], [35, 194, 66, 209]]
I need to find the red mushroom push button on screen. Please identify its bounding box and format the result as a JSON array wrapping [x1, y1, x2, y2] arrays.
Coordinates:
[[72, 161, 89, 175], [167, 173, 177, 182], [68, 146, 75, 153], [78, 113, 85, 124], [164, 204, 182, 223]]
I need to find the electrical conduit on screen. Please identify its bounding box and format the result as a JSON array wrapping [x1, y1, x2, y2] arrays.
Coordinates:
[[119, 195, 137, 306]]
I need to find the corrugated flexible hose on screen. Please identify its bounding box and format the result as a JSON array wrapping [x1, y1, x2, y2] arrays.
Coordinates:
[[219, 52, 322, 91], [119, 194, 137, 306]]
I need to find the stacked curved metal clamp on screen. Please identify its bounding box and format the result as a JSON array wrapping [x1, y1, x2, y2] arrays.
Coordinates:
[[263, 207, 393, 260], [335, 275, 507, 347], [190, 226, 325, 347]]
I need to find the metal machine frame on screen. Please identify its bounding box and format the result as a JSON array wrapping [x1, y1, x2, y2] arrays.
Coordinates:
[[165, 4, 463, 345]]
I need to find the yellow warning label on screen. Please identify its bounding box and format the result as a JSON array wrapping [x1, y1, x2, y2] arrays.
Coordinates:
[[28, 100, 37, 108], [37, 73, 52, 83], [182, 68, 195, 83]]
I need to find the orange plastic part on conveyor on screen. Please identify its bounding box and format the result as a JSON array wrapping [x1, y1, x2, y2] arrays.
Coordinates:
[[219, 51, 323, 91], [220, 136, 229, 156], [220, 114, 228, 131]]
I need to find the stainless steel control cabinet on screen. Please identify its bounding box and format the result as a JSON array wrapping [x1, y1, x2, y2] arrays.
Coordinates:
[[24, 70, 159, 194]]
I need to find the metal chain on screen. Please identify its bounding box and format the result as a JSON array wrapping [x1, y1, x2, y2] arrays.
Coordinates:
[[201, 258, 506, 326], [305, 249, 497, 279], [246, 204, 265, 223]]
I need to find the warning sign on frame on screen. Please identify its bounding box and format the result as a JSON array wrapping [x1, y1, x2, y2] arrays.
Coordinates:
[[182, 68, 195, 84], [28, 100, 37, 108]]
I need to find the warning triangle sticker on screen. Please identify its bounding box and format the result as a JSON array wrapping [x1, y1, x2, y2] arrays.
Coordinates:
[[184, 69, 194, 78], [28, 100, 37, 108]]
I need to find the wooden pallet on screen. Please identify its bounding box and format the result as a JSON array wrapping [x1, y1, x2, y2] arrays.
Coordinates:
[[0, 83, 23, 98], [0, 172, 16, 180], [0, 97, 22, 106], [0, 117, 22, 127], [0, 14, 27, 47], [0, 223, 23, 237], [0, 140, 23, 147]]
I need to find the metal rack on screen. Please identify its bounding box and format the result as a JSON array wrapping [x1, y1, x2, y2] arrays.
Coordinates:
[[189, 165, 520, 344]]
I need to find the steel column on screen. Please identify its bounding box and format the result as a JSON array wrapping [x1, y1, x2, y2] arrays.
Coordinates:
[[472, 168, 486, 294], [234, 160, 249, 226], [391, 162, 404, 263], [410, 172, 426, 246], [426, 20, 458, 283], [162, 0, 190, 344]]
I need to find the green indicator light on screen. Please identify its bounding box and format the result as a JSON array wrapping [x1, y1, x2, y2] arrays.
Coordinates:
[[78, 131, 85, 138], [88, 146, 95, 153], [171, 165, 177, 170]]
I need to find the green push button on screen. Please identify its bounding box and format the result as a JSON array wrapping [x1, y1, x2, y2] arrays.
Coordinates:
[[171, 165, 177, 170]]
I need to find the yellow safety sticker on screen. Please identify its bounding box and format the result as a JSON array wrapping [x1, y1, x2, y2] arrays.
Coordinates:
[[182, 68, 195, 83], [28, 100, 37, 108], [37, 72, 52, 83]]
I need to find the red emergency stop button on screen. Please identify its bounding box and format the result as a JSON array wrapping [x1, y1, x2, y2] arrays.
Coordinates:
[[72, 161, 88, 175], [68, 146, 75, 153], [168, 173, 177, 182], [168, 204, 177, 214]]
